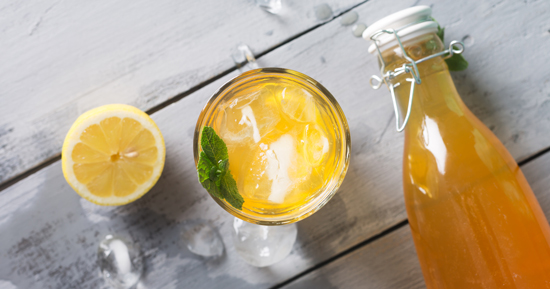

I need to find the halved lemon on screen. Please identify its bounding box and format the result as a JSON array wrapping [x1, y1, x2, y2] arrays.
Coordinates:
[[62, 104, 165, 206]]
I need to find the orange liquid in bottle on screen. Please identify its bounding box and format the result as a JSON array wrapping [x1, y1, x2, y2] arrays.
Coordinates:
[[386, 35, 550, 288]]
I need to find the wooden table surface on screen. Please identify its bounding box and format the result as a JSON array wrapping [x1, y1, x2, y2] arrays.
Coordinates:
[[1, 0, 550, 288]]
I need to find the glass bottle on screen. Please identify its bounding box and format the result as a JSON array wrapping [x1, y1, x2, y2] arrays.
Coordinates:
[[365, 7, 550, 288]]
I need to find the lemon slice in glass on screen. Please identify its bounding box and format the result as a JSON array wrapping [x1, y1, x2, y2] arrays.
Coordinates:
[[62, 104, 165, 206]]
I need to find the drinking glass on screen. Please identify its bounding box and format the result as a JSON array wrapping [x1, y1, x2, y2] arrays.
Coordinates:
[[193, 55, 350, 267]]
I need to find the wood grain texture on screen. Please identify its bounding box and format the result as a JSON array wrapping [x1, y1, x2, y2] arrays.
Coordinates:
[[2, 0, 550, 288], [280, 152, 550, 289], [0, 0, 364, 184], [280, 225, 426, 289]]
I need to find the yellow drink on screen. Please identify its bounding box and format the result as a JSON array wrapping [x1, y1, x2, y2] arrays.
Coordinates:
[[194, 68, 350, 224]]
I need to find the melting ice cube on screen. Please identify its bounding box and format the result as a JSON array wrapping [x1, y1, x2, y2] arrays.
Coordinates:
[[97, 235, 142, 289], [278, 86, 318, 123], [266, 134, 295, 203], [256, 0, 282, 14], [220, 89, 280, 146], [303, 124, 330, 166], [239, 106, 261, 143], [181, 221, 224, 258]]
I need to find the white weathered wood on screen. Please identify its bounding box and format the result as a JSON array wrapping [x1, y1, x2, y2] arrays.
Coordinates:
[[521, 152, 550, 223], [0, 0, 364, 184], [281, 226, 426, 289], [280, 151, 550, 289], [2, 0, 550, 288]]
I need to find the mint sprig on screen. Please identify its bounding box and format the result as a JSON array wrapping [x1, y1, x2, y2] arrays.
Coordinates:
[[197, 126, 244, 210], [433, 18, 469, 71]]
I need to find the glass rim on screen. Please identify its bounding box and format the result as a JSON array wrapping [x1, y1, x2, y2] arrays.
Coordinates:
[[193, 67, 351, 225]]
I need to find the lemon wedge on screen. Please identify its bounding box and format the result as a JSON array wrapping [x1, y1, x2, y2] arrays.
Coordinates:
[[62, 104, 165, 206]]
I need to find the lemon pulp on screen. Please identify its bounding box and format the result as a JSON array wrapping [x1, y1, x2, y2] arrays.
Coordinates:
[[62, 104, 165, 206]]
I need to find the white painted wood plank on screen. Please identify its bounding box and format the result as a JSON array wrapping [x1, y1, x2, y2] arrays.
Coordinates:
[[0, 0, 364, 184], [280, 151, 550, 289], [521, 153, 550, 222], [281, 225, 426, 289], [2, 0, 550, 288]]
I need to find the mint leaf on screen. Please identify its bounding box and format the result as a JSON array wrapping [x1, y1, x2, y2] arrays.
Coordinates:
[[197, 151, 214, 182], [202, 178, 223, 199], [218, 159, 229, 171], [432, 17, 468, 72], [197, 126, 244, 210], [198, 152, 223, 198], [445, 53, 469, 71], [220, 171, 244, 210], [432, 17, 445, 42], [437, 26, 445, 42], [201, 126, 228, 164], [209, 166, 227, 188]]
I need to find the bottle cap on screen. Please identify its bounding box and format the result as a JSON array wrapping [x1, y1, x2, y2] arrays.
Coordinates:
[[363, 6, 438, 53]]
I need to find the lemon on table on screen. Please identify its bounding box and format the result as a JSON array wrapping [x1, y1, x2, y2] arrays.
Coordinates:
[[62, 104, 165, 206]]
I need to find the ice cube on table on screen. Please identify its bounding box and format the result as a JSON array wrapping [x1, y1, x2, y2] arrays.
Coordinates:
[[181, 221, 224, 258], [97, 235, 142, 289], [255, 0, 282, 14]]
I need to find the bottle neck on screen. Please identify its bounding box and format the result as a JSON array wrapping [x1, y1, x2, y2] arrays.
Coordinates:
[[378, 33, 465, 133]]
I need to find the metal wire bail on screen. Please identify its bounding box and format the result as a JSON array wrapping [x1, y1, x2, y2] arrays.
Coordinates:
[[368, 24, 465, 132]]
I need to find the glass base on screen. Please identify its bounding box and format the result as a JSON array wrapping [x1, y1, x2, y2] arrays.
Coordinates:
[[232, 217, 297, 267]]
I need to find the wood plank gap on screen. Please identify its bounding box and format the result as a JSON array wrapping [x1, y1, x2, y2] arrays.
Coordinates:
[[269, 219, 410, 289], [145, 66, 236, 115], [518, 146, 550, 167], [0, 154, 61, 192]]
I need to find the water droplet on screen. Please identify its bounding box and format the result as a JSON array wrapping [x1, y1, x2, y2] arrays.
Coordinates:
[[232, 218, 297, 267], [340, 11, 358, 26], [352, 23, 367, 38], [256, 0, 282, 14], [181, 221, 224, 258], [314, 3, 333, 22], [462, 35, 474, 47], [97, 235, 143, 289]]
